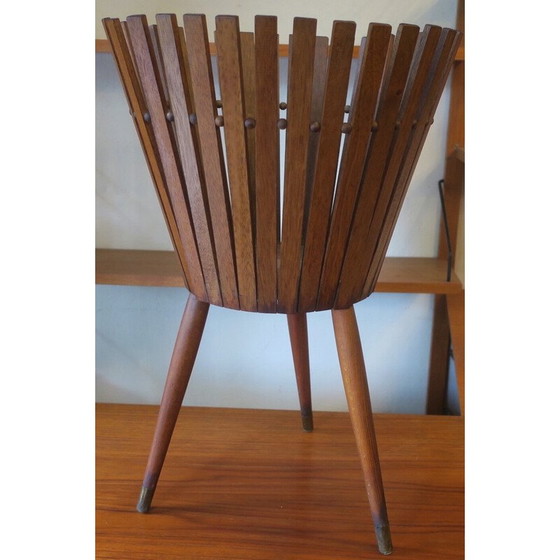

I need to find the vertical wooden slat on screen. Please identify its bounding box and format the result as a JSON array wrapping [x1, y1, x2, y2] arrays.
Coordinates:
[[303, 36, 329, 230], [315, 23, 392, 311], [183, 14, 239, 309], [102, 18, 192, 293], [334, 24, 420, 308], [277, 17, 317, 313], [148, 24, 169, 105], [125, 15, 207, 301], [214, 15, 257, 311], [240, 31, 257, 242], [297, 21, 356, 312], [362, 29, 461, 298], [155, 14, 222, 306], [254, 15, 280, 312]]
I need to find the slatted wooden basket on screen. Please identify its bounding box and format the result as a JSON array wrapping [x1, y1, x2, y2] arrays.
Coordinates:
[[103, 13, 461, 556]]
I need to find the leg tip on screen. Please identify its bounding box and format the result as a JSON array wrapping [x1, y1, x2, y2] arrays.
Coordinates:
[[136, 486, 155, 513], [301, 414, 314, 432], [375, 524, 393, 555]]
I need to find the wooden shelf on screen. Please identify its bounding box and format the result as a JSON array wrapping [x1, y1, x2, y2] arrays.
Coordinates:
[[96, 248, 463, 295], [96, 38, 464, 60], [97, 403, 464, 559]]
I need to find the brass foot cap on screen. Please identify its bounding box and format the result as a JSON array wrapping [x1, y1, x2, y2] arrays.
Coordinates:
[[375, 524, 393, 555], [301, 414, 314, 432], [137, 486, 155, 513]]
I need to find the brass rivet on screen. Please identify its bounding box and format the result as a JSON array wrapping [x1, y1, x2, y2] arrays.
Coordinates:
[[143, 112, 151, 123], [216, 100, 223, 109], [244, 117, 256, 129], [277, 118, 287, 130], [341, 122, 352, 134], [344, 105, 351, 113], [215, 115, 224, 127], [371, 121, 379, 131], [166, 111, 174, 122], [189, 113, 197, 125], [279, 102, 287, 110], [310, 121, 321, 132]]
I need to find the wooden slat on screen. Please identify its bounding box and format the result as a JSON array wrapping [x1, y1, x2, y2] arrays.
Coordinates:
[[148, 25, 169, 104], [101, 18, 192, 293], [97, 404, 464, 559], [298, 21, 356, 312], [125, 15, 207, 301], [182, 14, 239, 309], [363, 29, 462, 298], [240, 31, 257, 243], [315, 23, 392, 311], [96, 249, 462, 294], [215, 15, 257, 311], [303, 36, 329, 233], [277, 17, 318, 313], [334, 24, 420, 309], [155, 14, 222, 306], [254, 16, 280, 312]]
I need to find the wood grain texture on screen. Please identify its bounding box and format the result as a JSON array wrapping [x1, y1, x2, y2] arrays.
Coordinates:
[[97, 404, 464, 559], [362, 28, 462, 299], [334, 24, 420, 308], [316, 23, 391, 311], [101, 19, 191, 292], [254, 16, 280, 313], [277, 17, 317, 313], [298, 20, 356, 312], [332, 306, 391, 554], [182, 14, 239, 309], [140, 295, 209, 499], [125, 15, 207, 300], [287, 313, 313, 431], [155, 14, 222, 305], [215, 15, 257, 311]]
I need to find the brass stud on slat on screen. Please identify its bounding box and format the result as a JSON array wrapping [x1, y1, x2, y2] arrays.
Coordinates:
[[143, 112, 151, 123], [244, 118, 256, 129], [277, 118, 287, 130], [216, 100, 223, 109], [371, 121, 379, 131], [166, 111, 174, 123], [189, 113, 197, 125], [310, 121, 321, 132], [341, 122, 352, 134], [344, 105, 351, 113], [279, 102, 287, 110], [215, 115, 224, 127]]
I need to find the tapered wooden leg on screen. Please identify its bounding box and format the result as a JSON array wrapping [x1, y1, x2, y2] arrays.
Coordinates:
[[332, 306, 393, 555], [287, 313, 313, 431], [137, 294, 210, 513]]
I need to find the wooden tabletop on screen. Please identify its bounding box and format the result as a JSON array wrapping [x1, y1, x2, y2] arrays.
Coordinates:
[[97, 404, 464, 559]]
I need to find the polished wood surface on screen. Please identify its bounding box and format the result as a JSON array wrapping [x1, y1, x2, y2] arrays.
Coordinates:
[[96, 249, 462, 294], [97, 404, 464, 559], [138, 295, 209, 511], [287, 313, 314, 431], [332, 306, 392, 554]]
